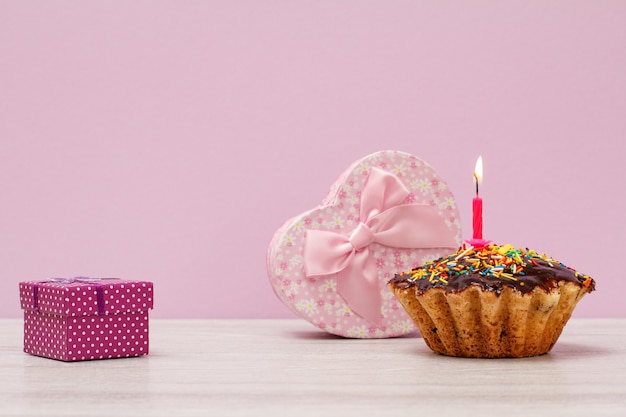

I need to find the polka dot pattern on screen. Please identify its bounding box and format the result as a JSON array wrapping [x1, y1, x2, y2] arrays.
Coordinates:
[[19, 279, 154, 362], [19, 280, 154, 317], [23, 310, 150, 361]]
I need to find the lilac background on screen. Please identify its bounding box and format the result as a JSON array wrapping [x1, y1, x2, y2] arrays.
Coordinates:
[[1, 1, 624, 319]]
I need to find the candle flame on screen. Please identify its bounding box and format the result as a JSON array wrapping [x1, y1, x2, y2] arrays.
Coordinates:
[[474, 155, 483, 185]]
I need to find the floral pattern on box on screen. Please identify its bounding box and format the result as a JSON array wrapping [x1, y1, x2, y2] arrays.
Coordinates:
[[267, 151, 462, 338]]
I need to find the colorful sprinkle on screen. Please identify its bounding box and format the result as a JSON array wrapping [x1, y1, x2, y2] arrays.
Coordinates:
[[401, 243, 590, 286]]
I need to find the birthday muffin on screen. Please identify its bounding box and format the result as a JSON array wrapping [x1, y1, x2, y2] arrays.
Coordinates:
[[389, 244, 595, 358]]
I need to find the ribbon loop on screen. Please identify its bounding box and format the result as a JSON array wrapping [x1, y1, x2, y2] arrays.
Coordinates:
[[49, 276, 102, 284]]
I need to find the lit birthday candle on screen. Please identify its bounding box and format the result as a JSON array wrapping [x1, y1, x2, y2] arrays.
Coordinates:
[[467, 156, 490, 248], [473, 155, 483, 240]]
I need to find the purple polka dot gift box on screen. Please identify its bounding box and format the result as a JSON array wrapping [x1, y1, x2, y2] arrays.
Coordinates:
[[19, 277, 154, 362]]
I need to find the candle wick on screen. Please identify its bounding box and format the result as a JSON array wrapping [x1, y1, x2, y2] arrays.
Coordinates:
[[474, 173, 479, 196]]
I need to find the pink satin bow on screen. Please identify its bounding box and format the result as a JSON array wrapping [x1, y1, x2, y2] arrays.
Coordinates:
[[303, 167, 457, 326]]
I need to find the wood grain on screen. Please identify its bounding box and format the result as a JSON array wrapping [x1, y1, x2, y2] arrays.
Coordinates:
[[0, 319, 624, 416]]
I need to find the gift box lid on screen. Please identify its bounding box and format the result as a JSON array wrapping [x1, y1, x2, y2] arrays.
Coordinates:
[[19, 278, 154, 317]]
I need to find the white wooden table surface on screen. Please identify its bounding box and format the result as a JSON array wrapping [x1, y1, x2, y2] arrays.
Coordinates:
[[1, 318, 625, 417]]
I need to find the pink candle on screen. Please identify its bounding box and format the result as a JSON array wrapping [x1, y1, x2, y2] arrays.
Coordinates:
[[473, 194, 483, 239], [471, 156, 485, 243]]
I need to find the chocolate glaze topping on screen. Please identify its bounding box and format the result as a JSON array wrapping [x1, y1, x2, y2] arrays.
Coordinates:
[[390, 244, 595, 295]]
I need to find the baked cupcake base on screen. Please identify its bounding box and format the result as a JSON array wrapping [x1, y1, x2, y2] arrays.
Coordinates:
[[392, 279, 591, 358]]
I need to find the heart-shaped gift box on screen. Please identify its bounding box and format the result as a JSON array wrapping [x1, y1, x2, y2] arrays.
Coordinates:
[[267, 151, 462, 338]]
